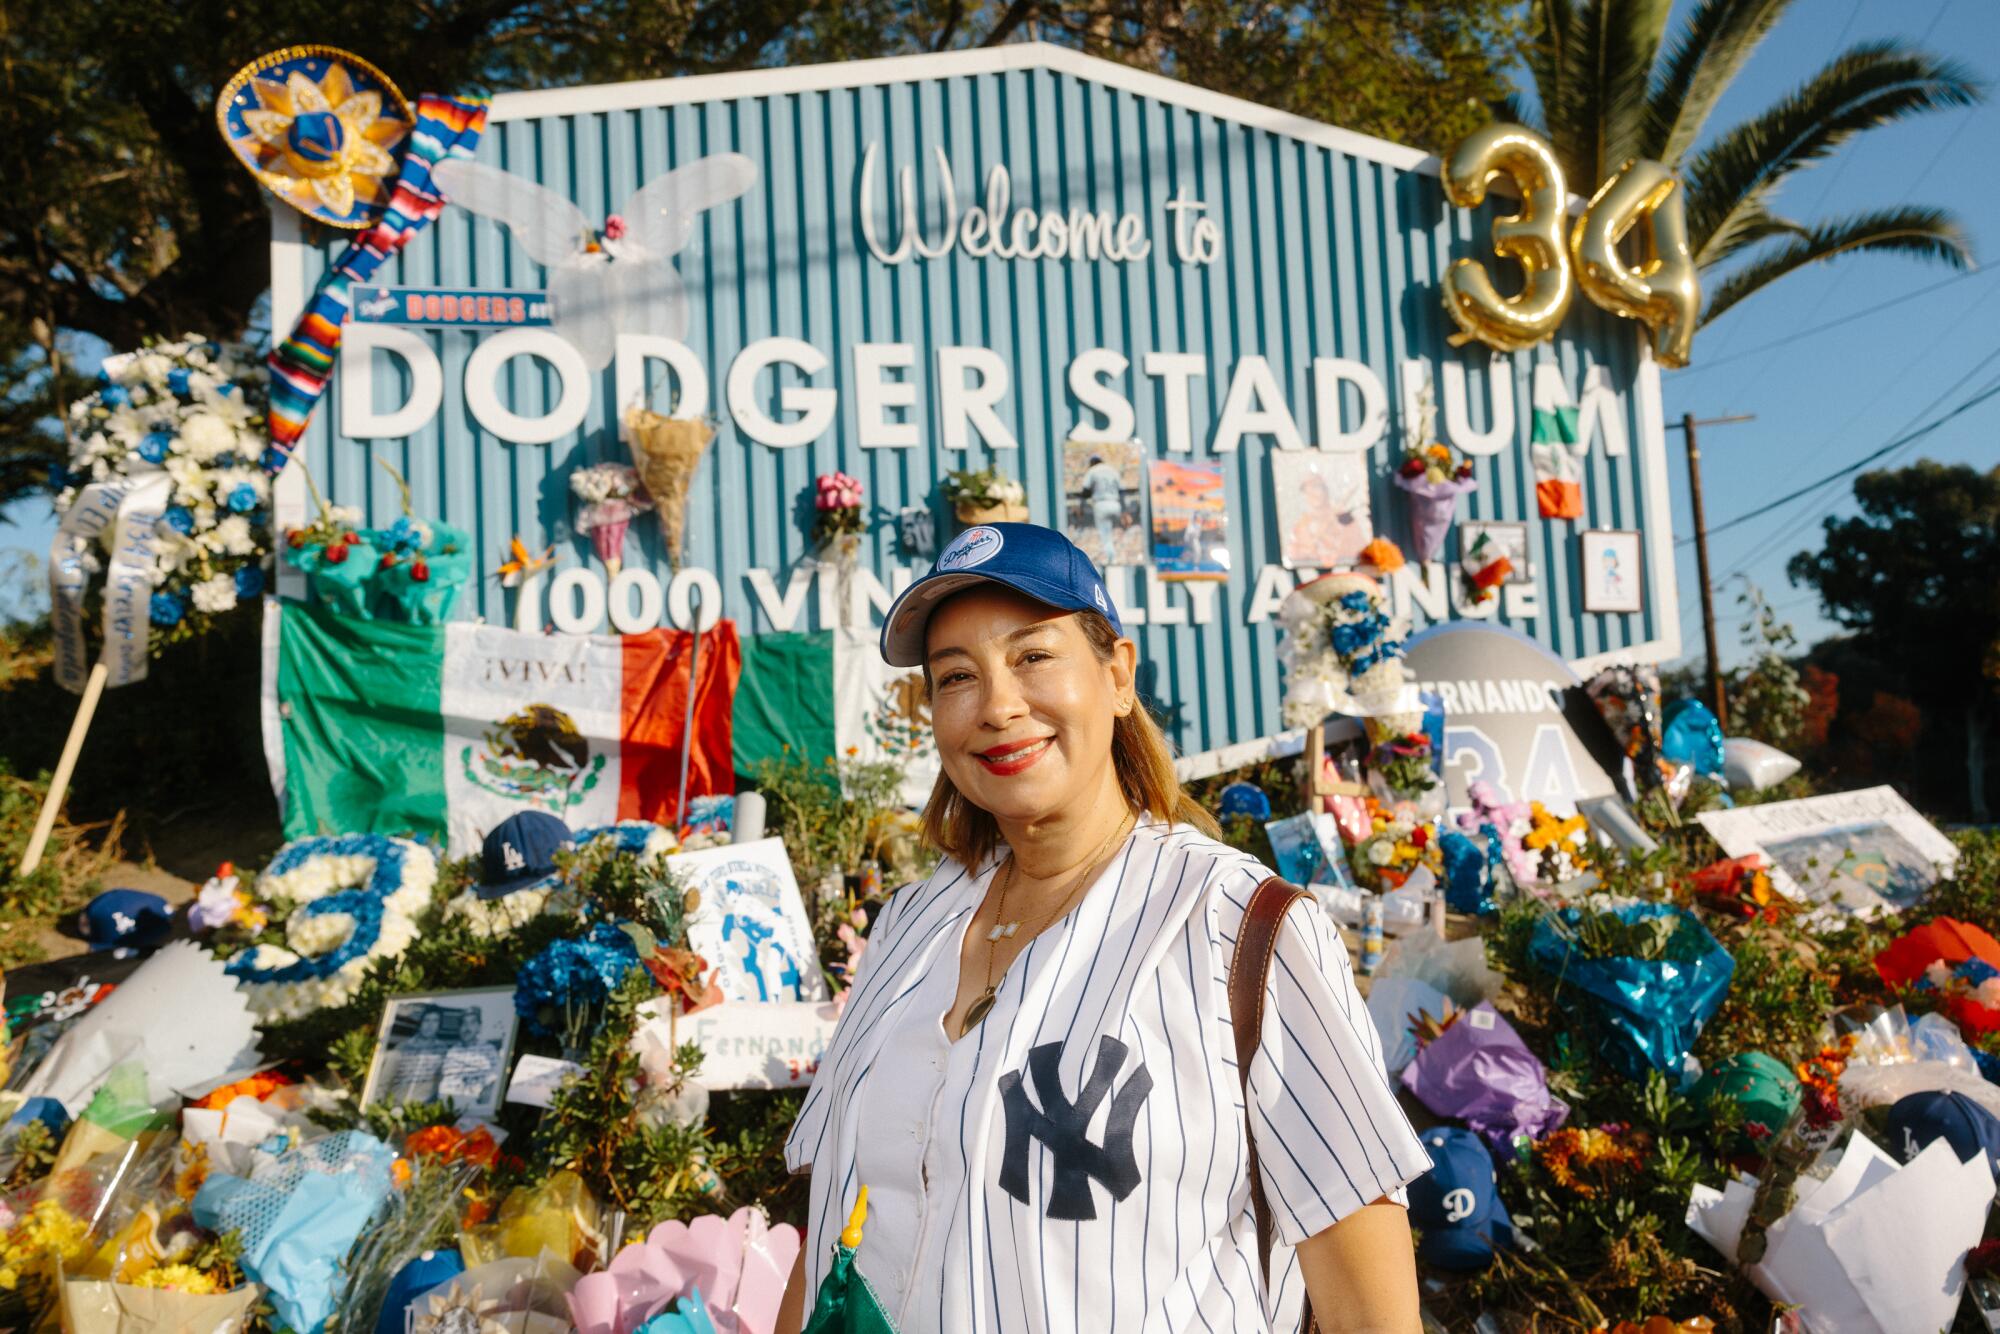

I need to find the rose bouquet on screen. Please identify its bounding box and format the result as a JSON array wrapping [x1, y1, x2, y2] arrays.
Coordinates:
[[812, 471, 867, 567], [53, 336, 271, 646], [571, 463, 653, 576]]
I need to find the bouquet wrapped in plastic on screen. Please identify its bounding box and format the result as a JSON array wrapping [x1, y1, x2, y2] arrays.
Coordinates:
[[1529, 901, 1734, 1077], [571, 463, 654, 576], [1392, 385, 1475, 563], [1400, 1002, 1568, 1152], [626, 409, 713, 570]]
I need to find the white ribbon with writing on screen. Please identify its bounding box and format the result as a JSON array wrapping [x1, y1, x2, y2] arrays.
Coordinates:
[[49, 469, 173, 694]]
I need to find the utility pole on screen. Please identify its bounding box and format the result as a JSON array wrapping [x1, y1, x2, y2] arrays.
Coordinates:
[[1668, 412, 1754, 731]]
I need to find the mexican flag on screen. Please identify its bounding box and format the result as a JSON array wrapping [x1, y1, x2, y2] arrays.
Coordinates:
[[734, 627, 940, 809], [1530, 363, 1584, 520], [264, 600, 740, 854]]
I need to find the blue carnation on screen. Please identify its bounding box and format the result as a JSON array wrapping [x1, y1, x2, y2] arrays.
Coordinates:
[[138, 432, 172, 465], [164, 505, 194, 536], [261, 448, 287, 472], [515, 922, 645, 1037], [48, 462, 68, 491], [167, 368, 191, 397], [227, 483, 259, 513], [100, 384, 129, 407], [235, 565, 265, 599], [218, 382, 239, 398], [149, 592, 185, 627]]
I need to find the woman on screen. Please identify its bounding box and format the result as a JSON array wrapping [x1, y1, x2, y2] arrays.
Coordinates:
[[778, 523, 1430, 1334]]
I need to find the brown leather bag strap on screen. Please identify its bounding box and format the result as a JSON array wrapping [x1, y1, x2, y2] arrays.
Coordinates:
[[1227, 875, 1317, 1334]]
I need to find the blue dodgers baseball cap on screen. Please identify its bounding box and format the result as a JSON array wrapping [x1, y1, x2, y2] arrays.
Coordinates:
[[1407, 1126, 1517, 1271], [880, 522, 1120, 668], [478, 811, 574, 896], [77, 889, 173, 954], [1886, 1090, 2000, 1182]]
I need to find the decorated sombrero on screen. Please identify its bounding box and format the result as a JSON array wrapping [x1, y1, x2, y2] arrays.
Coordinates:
[[216, 46, 414, 229]]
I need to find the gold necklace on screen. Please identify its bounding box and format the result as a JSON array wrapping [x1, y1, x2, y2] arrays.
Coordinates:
[[960, 810, 1134, 1036]]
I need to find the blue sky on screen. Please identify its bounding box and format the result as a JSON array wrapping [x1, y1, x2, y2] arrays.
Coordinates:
[[6, 1, 1995, 668], [1657, 0, 2000, 668]]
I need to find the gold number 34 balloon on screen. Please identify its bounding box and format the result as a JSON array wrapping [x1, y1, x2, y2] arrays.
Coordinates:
[[1440, 123, 1574, 353], [1570, 158, 1700, 369]]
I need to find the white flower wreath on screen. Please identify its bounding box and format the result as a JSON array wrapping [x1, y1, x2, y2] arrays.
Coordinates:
[[226, 835, 437, 1023]]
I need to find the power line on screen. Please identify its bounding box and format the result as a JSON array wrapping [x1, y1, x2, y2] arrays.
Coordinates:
[[1677, 266, 1992, 376], [1685, 283, 2000, 553], [1680, 349, 2000, 546], [1714, 360, 2000, 583]]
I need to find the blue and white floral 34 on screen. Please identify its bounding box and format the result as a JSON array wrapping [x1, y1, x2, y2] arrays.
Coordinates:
[[53, 336, 272, 646], [226, 834, 436, 1022]]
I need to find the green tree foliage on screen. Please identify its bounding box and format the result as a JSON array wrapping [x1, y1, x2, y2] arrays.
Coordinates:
[[0, 0, 1524, 511], [1726, 576, 1809, 748], [1789, 460, 2000, 820], [1510, 0, 1982, 326]]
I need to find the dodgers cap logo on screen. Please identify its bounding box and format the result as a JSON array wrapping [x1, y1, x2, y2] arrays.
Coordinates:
[[938, 525, 1004, 571]]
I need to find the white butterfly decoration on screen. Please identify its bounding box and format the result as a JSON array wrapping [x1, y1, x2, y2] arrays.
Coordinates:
[[433, 154, 758, 369]]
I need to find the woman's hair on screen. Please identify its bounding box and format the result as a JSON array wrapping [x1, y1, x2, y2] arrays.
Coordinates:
[[919, 607, 1220, 865]]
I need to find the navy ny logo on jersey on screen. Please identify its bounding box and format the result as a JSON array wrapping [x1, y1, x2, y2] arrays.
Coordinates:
[[998, 1035, 1152, 1220]]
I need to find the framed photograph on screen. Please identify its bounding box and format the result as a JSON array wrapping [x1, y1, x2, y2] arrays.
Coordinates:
[[1063, 439, 1146, 568], [1459, 521, 1530, 584], [361, 987, 518, 1120], [1271, 451, 1372, 570], [1579, 529, 1643, 613], [1148, 459, 1230, 581]]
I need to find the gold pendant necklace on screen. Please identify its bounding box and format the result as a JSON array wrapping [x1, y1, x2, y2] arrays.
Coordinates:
[[960, 811, 1134, 1037]]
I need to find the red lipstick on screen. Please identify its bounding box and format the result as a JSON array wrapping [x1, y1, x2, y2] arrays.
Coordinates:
[[975, 736, 1053, 776]]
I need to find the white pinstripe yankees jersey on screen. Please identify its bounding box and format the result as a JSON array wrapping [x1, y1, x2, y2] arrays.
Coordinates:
[[785, 819, 1432, 1332]]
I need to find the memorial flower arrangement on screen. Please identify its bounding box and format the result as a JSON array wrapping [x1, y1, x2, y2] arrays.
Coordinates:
[[571, 462, 653, 576], [1523, 802, 1594, 882], [284, 461, 469, 623], [941, 466, 1027, 523], [1350, 813, 1442, 892], [1393, 384, 1475, 563], [626, 407, 713, 570], [812, 470, 868, 570], [515, 920, 646, 1047], [221, 834, 438, 1021], [53, 336, 272, 644], [1277, 572, 1407, 726], [813, 471, 866, 538]]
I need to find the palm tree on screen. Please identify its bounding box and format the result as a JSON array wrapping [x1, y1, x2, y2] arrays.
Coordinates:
[[1511, 0, 1983, 326]]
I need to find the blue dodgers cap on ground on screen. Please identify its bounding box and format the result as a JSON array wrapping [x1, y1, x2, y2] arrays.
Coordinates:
[[1406, 1126, 1516, 1271], [880, 522, 1120, 668], [1886, 1089, 2000, 1182], [478, 810, 574, 896], [78, 889, 173, 953]]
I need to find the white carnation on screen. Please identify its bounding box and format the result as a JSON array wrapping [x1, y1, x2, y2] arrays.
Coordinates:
[[132, 352, 173, 386], [190, 573, 237, 613], [180, 412, 236, 463], [166, 455, 207, 501], [211, 514, 256, 556], [287, 911, 356, 957], [106, 407, 147, 446]]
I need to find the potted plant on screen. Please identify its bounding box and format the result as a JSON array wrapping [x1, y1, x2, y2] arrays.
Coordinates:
[[941, 467, 1029, 525]]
